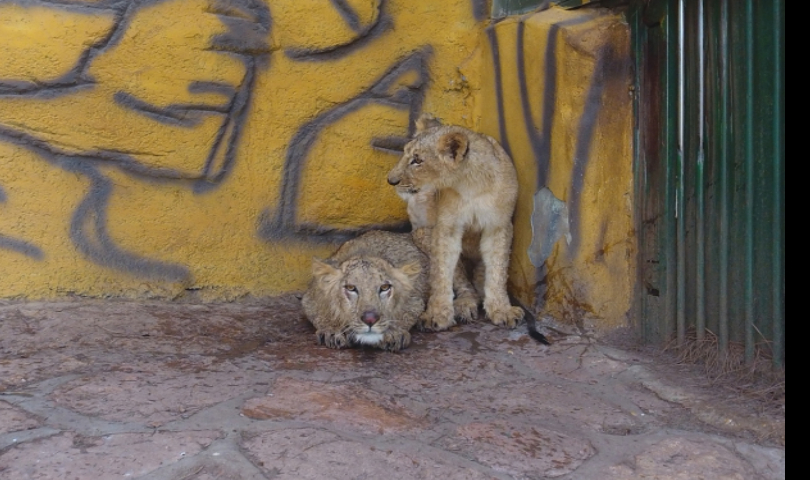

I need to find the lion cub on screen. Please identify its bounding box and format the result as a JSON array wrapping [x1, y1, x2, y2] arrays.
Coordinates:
[[387, 114, 524, 332], [394, 185, 480, 323], [301, 231, 428, 352]]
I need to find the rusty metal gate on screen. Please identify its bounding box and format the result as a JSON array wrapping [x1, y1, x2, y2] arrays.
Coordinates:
[[630, 0, 784, 368]]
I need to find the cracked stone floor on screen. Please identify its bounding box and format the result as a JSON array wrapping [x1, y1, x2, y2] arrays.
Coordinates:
[[0, 298, 784, 479]]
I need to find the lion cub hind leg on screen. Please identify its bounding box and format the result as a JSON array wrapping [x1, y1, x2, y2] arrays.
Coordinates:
[[454, 232, 482, 323], [452, 265, 479, 323]]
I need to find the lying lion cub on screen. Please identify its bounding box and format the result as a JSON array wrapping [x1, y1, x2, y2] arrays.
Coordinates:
[[302, 231, 428, 352], [388, 114, 539, 337]]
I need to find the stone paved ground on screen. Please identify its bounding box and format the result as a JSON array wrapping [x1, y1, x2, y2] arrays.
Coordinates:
[[0, 298, 784, 479]]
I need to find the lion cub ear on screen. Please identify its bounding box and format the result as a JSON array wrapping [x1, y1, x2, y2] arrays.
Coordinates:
[[389, 261, 422, 292], [438, 131, 469, 163], [311, 258, 338, 278], [399, 261, 423, 278], [415, 113, 443, 134]]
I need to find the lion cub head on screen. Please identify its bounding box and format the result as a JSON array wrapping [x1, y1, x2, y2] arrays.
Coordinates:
[[387, 114, 470, 193], [303, 254, 423, 351]]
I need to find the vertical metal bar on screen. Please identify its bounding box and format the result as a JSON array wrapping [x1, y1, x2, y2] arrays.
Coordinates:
[[744, 0, 755, 363], [695, 0, 706, 342], [676, 0, 686, 346], [772, 0, 784, 368], [718, 0, 730, 353], [664, 0, 678, 345], [631, 6, 646, 339]]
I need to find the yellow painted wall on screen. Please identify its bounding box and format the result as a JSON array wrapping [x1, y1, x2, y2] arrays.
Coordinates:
[[0, 0, 485, 300], [0, 1, 634, 329], [479, 7, 635, 329]]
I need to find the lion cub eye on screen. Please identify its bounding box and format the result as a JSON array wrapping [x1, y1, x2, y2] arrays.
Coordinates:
[[410, 154, 422, 166], [344, 285, 357, 293], [379, 283, 392, 293]]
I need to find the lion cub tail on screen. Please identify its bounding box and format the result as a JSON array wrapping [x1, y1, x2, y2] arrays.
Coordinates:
[[508, 294, 551, 346]]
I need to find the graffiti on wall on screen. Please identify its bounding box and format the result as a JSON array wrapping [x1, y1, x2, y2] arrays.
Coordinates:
[[479, 8, 633, 323], [485, 11, 627, 261], [259, 48, 430, 243], [0, 185, 43, 260], [0, 0, 483, 290], [0, 0, 272, 282]]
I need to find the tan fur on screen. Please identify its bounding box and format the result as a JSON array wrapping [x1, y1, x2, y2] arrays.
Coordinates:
[[301, 231, 428, 351], [388, 114, 524, 331], [395, 186, 480, 323]]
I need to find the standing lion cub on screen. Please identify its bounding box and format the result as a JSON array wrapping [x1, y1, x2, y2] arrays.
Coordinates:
[[387, 114, 524, 332], [302, 231, 428, 351], [394, 184, 481, 324]]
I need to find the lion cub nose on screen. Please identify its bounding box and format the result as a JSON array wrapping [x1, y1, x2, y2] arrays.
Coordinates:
[[387, 176, 400, 186], [361, 310, 380, 326]]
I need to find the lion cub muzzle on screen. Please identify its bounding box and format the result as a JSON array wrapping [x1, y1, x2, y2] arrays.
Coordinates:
[[361, 310, 380, 326]]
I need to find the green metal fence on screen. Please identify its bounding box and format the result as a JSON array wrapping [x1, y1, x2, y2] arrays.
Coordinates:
[[630, 0, 784, 368]]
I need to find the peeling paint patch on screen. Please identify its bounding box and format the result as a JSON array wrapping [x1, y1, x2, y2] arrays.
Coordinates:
[[528, 187, 570, 267]]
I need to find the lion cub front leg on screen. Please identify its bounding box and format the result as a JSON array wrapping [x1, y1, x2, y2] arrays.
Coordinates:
[[381, 328, 412, 352], [480, 225, 524, 328], [316, 329, 351, 349], [413, 227, 478, 323], [420, 225, 463, 332]]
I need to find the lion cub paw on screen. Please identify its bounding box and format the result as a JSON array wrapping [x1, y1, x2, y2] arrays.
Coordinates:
[[486, 305, 524, 328], [316, 331, 350, 349], [419, 304, 456, 332], [453, 293, 479, 324], [382, 330, 411, 352]]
